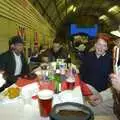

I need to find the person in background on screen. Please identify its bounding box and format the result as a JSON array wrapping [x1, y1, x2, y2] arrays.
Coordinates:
[[32, 49, 50, 74], [30, 47, 40, 63], [30, 44, 49, 63], [0, 36, 29, 91], [39, 43, 49, 55], [80, 33, 113, 92], [40, 50, 49, 64], [48, 39, 68, 62]]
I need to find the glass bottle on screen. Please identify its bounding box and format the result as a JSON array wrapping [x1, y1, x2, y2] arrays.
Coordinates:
[[54, 62, 61, 93]]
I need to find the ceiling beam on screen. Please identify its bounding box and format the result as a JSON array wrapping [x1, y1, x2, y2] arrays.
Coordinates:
[[42, 0, 52, 14], [83, 0, 95, 15], [37, 0, 57, 28], [78, 0, 86, 14], [52, 0, 63, 24], [65, 0, 68, 17]]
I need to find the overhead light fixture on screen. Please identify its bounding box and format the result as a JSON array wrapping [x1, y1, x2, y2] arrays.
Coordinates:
[[73, 7, 76, 12], [99, 15, 108, 20], [108, 5, 120, 13], [110, 26, 120, 37], [67, 5, 77, 13], [110, 31, 120, 37], [67, 5, 74, 13]]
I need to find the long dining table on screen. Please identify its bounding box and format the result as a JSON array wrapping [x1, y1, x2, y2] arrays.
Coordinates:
[[0, 62, 114, 120], [0, 79, 113, 120]]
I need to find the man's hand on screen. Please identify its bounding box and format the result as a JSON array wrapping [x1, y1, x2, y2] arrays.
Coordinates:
[[110, 73, 120, 92], [88, 94, 103, 106]]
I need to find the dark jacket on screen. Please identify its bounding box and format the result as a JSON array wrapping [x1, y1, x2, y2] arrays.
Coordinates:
[[48, 47, 68, 62], [80, 51, 113, 92], [113, 88, 120, 120], [113, 60, 120, 120], [0, 50, 29, 90]]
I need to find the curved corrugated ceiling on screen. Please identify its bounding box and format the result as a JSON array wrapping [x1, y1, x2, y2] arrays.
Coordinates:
[[29, 0, 120, 32]]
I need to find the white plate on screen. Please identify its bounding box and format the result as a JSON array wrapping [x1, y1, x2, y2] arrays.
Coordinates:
[[53, 87, 84, 106], [0, 85, 21, 103], [58, 90, 73, 102]]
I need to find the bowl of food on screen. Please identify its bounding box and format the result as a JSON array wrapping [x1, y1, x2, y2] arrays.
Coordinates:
[[3, 86, 20, 99], [50, 102, 94, 120]]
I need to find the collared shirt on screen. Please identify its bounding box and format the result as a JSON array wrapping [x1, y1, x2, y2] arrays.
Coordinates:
[[96, 52, 106, 59], [13, 52, 22, 76]]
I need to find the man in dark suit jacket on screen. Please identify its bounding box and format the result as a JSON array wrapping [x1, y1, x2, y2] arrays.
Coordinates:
[[0, 36, 29, 91]]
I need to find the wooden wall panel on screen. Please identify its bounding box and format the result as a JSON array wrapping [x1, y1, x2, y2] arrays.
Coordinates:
[[0, 0, 56, 54]]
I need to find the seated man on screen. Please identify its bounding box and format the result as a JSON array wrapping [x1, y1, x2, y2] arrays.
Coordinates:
[[86, 39, 120, 120], [48, 39, 68, 62], [0, 36, 29, 91], [80, 33, 113, 92]]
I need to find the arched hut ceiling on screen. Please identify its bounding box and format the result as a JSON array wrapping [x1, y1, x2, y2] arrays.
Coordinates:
[[29, 0, 120, 32]]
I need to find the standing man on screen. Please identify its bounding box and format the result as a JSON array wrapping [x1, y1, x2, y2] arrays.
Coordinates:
[[80, 33, 113, 92], [0, 36, 29, 90]]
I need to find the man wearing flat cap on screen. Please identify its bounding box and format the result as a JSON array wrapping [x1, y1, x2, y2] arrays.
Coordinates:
[[0, 36, 29, 91]]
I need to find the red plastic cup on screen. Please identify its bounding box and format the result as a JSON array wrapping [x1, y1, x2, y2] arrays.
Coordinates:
[[38, 89, 54, 117]]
